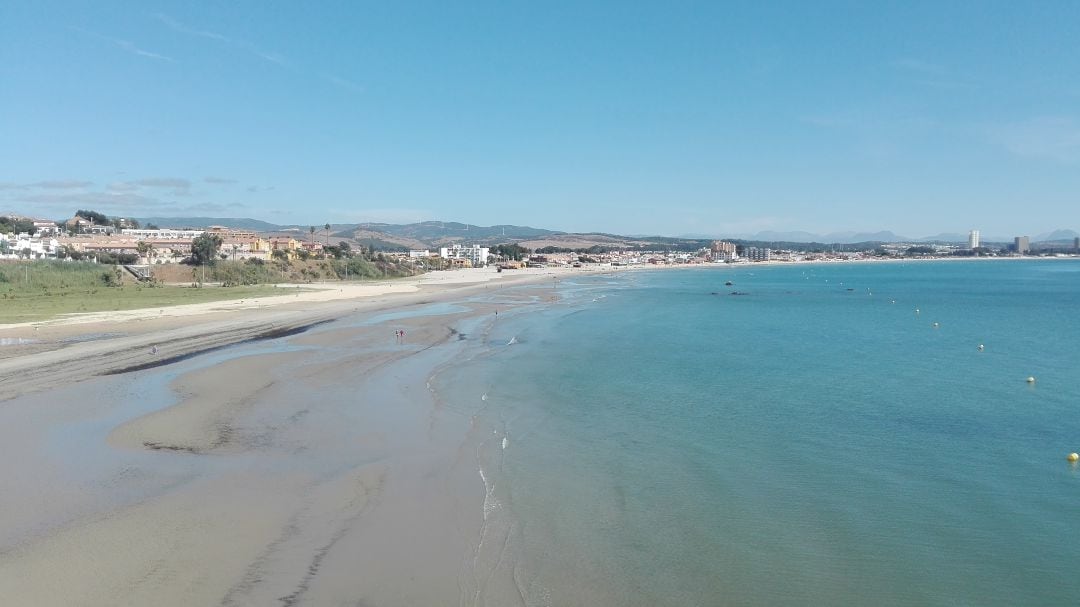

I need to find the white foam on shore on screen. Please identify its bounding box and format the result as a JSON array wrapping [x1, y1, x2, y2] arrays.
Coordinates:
[[479, 466, 500, 520]]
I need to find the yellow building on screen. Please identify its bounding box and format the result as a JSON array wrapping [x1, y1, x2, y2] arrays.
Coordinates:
[[221, 236, 272, 260], [269, 237, 300, 260]]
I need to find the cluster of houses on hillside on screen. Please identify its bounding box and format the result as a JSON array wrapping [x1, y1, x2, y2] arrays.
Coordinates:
[[0, 216, 330, 263], [1, 215, 501, 267]]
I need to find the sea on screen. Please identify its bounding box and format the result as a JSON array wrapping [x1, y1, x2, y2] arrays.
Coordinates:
[[437, 260, 1080, 606]]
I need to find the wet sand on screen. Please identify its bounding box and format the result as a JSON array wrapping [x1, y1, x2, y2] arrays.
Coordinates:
[[0, 267, 567, 605]]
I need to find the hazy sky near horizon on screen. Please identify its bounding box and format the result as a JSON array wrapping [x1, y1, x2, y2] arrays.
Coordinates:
[[2, 1, 1079, 237]]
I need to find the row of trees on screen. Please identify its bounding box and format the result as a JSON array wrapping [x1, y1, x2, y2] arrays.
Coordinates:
[[492, 243, 531, 260], [0, 216, 37, 235], [74, 209, 148, 230], [309, 223, 333, 245]]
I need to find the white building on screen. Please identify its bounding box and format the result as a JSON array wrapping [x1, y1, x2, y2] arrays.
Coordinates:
[[0, 233, 60, 259], [711, 240, 738, 261], [968, 229, 980, 249], [745, 247, 771, 261], [32, 220, 60, 236], [439, 244, 490, 267], [408, 249, 432, 259], [122, 228, 205, 240]]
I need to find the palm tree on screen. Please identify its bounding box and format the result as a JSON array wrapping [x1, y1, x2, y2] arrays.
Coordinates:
[[324, 223, 331, 245], [309, 226, 315, 244], [135, 240, 152, 260]]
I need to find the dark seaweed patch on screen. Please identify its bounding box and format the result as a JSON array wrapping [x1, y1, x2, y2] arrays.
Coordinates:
[[101, 319, 333, 376]]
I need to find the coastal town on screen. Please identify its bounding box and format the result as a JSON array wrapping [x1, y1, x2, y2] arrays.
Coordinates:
[[3, 212, 1078, 269], [5, 3, 1080, 604]]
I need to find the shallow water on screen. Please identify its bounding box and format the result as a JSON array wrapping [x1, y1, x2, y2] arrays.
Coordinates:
[[0, 337, 39, 346], [437, 260, 1080, 606]]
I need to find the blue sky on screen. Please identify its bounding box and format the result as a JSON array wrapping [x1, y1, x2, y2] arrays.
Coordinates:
[[2, 1, 1078, 237]]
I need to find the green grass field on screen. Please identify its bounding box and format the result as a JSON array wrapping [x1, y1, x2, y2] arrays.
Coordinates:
[[0, 261, 288, 324]]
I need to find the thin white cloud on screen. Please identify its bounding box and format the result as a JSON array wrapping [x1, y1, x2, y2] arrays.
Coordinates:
[[251, 49, 288, 68], [99, 177, 192, 196], [72, 26, 176, 63], [154, 13, 229, 43], [132, 178, 191, 189], [204, 176, 238, 185], [29, 180, 93, 189], [106, 181, 140, 193], [155, 13, 287, 67], [0, 177, 255, 218], [115, 39, 175, 62], [15, 191, 170, 210], [323, 73, 363, 92]]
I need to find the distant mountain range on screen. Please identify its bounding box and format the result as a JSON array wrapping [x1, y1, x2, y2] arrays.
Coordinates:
[[341, 221, 562, 242], [1036, 229, 1080, 242], [698, 229, 1079, 245], [131, 216, 1078, 249], [135, 216, 283, 232]]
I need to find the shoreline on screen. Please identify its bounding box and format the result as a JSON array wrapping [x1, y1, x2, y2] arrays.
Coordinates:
[[4, 257, 1074, 401], [0, 266, 600, 401], [1, 254, 1071, 458]]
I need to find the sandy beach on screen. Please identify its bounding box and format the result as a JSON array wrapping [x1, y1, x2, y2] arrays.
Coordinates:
[[0, 266, 592, 399], [0, 265, 594, 606]]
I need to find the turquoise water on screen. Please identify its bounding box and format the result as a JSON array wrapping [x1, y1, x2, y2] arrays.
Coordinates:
[[441, 261, 1080, 606]]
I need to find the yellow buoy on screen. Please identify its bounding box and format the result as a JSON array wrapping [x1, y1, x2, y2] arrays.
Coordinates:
[[1068, 453, 1078, 463], [1026, 376, 1036, 384]]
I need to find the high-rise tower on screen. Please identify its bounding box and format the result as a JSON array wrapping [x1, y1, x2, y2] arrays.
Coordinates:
[[968, 229, 980, 249]]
